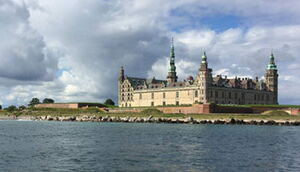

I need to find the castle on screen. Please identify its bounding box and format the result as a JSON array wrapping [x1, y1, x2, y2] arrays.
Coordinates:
[[118, 41, 278, 107]]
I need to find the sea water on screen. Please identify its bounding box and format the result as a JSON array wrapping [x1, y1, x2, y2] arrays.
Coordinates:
[[0, 121, 300, 172]]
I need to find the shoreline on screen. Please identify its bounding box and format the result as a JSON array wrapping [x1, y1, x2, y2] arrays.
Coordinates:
[[2, 115, 300, 126]]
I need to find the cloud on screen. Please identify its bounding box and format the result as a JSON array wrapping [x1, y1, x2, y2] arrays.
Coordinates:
[[0, 0, 300, 106], [0, 0, 58, 81], [150, 25, 300, 104]]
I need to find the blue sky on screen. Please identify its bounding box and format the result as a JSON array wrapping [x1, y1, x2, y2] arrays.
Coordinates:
[[0, 0, 300, 106]]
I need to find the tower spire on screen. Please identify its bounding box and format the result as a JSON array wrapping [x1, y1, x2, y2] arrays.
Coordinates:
[[200, 51, 208, 70], [267, 52, 277, 70], [119, 66, 125, 82], [265, 52, 279, 104], [167, 37, 178, 84]]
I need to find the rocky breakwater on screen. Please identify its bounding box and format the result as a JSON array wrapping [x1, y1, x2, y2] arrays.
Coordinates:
[[33, 115, 300, 126]]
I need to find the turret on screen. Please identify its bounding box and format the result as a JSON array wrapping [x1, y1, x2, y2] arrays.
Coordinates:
[[167, 38, 178, 84], [197, 52, 213, 103], [265, 53, 278, 104], [200, 51, 208, 70], [119, 66, 125, 83], [118, 66, 125, 106]]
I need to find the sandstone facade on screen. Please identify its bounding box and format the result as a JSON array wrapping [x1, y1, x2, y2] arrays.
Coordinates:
[[118, 42, 278, 107]]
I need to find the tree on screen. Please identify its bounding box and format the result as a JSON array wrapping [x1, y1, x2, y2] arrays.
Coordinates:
[[18, 105, 26, 111], [5, 105, 17, 112], [43, 98, 54, 104], [28, 98, 41, 107], [104, 99, 115, 106]]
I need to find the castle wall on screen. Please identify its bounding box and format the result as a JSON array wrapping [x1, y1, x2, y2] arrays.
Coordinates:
[[35, 103, 79, 109], [208, 86, 275, 105], [130, 87, 199, 107]]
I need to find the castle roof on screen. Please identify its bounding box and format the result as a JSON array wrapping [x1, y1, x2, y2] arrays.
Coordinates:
[[212, 75, 266, 90]]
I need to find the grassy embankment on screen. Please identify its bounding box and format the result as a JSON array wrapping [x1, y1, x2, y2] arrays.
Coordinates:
[[0, 106, 299, 121]]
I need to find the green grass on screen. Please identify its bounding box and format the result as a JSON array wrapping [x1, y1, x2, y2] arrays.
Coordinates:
[[218, 104, 300, 108], [1, 106, 299, 121]]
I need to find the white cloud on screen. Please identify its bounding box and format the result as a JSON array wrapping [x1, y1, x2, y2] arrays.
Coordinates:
[[0, 0, 300, 106]]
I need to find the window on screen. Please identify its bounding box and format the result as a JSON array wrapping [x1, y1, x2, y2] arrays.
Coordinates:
[[151, 102, 154, 106], [195, 90, 198, 97], [139, 93, 142, 99], [163, 101, 166, 106], [176, 92, 179, 98], [151, 92, 154, 99], [163, 92, 166, 99], [176, 101, 179, 105]]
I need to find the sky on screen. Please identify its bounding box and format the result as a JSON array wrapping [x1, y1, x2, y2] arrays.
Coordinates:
[[0, 0, 300, 106]]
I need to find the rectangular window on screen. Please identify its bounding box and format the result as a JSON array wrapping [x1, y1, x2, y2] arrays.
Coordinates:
[[195, 90, 198, 97], [163, 92, 166, 99], [151, 102, 154, 106], [176, 101, 179, 105], [151, 92, 154, 99], [163, 101, 166, 106], [139, 93, 142, 99], [176, 92, 179, 98]]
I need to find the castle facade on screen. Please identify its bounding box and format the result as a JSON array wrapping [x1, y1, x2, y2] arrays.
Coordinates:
[[118, 42, 278, 107]]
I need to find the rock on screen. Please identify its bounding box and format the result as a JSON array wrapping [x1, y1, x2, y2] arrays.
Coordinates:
[[266, 120, 276, 125], [228, 118, 236, 124]]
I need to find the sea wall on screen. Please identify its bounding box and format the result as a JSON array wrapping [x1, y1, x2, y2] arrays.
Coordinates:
[[31, 115, 300, 126], [109, 104, 300, 115]]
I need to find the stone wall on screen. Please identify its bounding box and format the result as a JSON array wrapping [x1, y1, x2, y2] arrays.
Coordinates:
[[157, 104, 212, 114], [35, 103, 79, 109], [35, 103, 104, 109]]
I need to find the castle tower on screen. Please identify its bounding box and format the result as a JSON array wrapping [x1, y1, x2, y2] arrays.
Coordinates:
[[197, 52, 213, 103], [167, 38, 178, 84], [265, 53, 278, 104], [118, 66, 125, 106]]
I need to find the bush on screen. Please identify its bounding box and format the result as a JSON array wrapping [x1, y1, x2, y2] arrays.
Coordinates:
[[104, 99, 115, 106], [5, 105, 17, 112], [28, 98, 41, 107], [262, 110, 290, 115], [141, 108, 163, 115], [18, 105, 26, 110], [43, 98, 55, 104]]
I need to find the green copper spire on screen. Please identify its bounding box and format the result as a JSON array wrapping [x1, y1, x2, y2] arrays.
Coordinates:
[[267, 52, 277, 70], [169, 38, 176, 72], [167, 38, 178, 83], [201, 51, 207, 64]]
